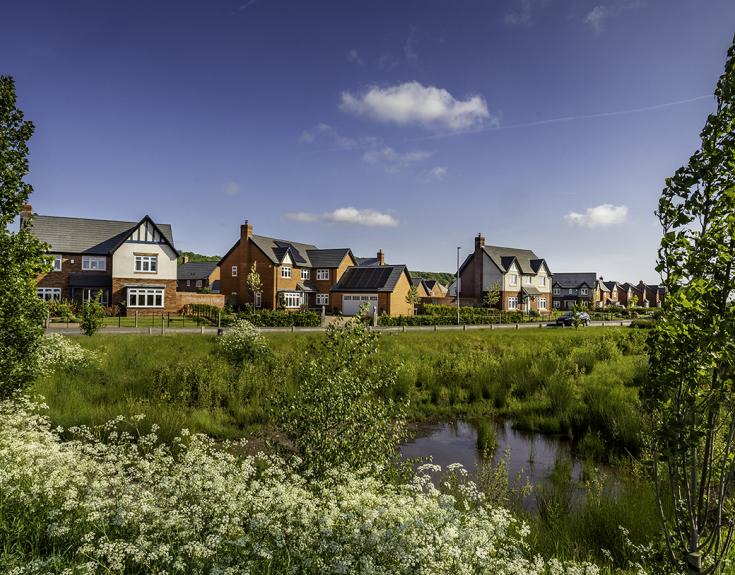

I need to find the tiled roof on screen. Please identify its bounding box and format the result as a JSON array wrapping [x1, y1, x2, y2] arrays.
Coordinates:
[[306, 248, 352, 268], [331, 265, 408, 292], [356, 256, 388, 266], [250, 235, 317, 266], [462, 245, 548, 276], [177, 262, 218, 281], [26, 214, 175, 255], [553, 273, 597, 288]]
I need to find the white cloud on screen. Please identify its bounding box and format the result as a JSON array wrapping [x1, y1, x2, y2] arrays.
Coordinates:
[[340, 81, 491, 131], [584, 5, 609, 32], [425, 166, 448, 181], [224, 181, 240, 195], [347, 49, 364, 66], [362, 146, 431, 173], [300, 123, 374, 149], [565, 204, 628, 228], [285, 207, 399, 227]]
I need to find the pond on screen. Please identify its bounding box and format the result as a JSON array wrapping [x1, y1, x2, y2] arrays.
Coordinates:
[[400, 419, 596, 510]]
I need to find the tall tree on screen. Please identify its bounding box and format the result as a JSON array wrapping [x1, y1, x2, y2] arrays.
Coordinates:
[[643, 36, 735, 574], [0, 76, 48, 398]]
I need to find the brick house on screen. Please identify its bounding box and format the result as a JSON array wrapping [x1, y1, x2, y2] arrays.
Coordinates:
[[22, 205, 179, 315], [602, 280, 623, 307], [552, 273, 598, 310], [616, 282, 635, 307], [424, 280, 448, 298], [331, 265, 414, 316], [458, 233, 552, 312], [411, 278, 431, 299], [177, 259, 220, 293], [218, 220, 357, 310]]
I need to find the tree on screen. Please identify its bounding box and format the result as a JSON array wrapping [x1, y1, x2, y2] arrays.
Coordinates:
[[642, 36, 735, 574], [79, 293, 105, 336], [246, 262, 262, 307], [482, 281, 501, 309], [405, 284, 420, 315], [628, 293, 639, 309], [0, 76, 49, 399]]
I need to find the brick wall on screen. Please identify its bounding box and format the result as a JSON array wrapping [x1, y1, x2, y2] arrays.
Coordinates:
[[36, 254, 112, 300], [111, 277, 178, 315]]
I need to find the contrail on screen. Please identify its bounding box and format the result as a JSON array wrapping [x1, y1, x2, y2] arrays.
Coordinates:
[[410, 94, 714, 141]]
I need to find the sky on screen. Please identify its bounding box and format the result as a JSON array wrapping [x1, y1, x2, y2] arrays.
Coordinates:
[[2, 0, 734, 281]]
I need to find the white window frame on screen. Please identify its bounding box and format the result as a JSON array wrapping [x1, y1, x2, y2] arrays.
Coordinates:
[[316, 269, 330, 281], [509, 274, 518, 286], [569, 288, 575, 294], [553, 300, 560, 309], [538, 298, 547, 309], [186, 279, 191, 287], [524, 275, 533, 285], [539, 276, 546, 287], [82, 288, 108, 306], [134, 255, 158, 273], [254, 292, 262, 308], [553, 287, 560, 295], [196, 280, 202, 288], [300, 269, 310, 280], [316, 293, 329, 306], [127, 287, 164, 308], [231, 265, 238, 277], [507, 296, 518, 309], [37, 287, 61, 301], [581, 288, 588, 295], [281, 266, 292, 279], [82, 255, 106, 271], [52, 254, 62, 271], [283, 292, 301, 308]]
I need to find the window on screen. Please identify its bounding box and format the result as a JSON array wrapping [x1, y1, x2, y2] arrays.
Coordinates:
[[300, 269, 310, 280], [568, 288, 575, 294], [196, 280, 202, 288], [186, 280, 191, 287], [281, 266, 292, 279], [127, 287, 164, 308], [52, 255, 62, 271], [539, 276, 546, 287], [82, 256, 106, 271], [524, 275, 533, 285], [316, 269, 330, 281], [538, 298, 547, 309], [82, 288, 108, 306], [316, 293, 329, 306], [553, 287, 560, 295], [37, 287, 61, 301], [254, 292, 262, 308], [553, 300, 560, 309], [507, 296, 518, 309], [134, 255, 158, 273], [509, 274, 518, 286], [231, 265, 238, 277], [283, 292, 301, 308], [581, 288, 588, 295]]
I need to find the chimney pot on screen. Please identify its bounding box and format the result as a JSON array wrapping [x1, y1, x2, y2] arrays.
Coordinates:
[[377, 249, 385, 266]]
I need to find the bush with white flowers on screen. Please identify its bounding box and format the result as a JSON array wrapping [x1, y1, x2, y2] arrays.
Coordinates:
[[34, 333, 100, 377], [0, 398, 606, 575], [216, 318, 270, 363]]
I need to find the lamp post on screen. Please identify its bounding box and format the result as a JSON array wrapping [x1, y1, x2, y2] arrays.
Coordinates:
[[456, 246, 461, 325]]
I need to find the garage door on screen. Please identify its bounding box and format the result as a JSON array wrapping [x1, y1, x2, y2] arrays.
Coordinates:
[[342, 294, 378, 316]]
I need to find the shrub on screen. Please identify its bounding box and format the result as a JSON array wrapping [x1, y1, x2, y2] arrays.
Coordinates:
[[35, 334, 99, 376], [237, 309, 320, 327], [216, 319, 269, 363], [79, 294, 105, 336], [153, 359, 232, 408]]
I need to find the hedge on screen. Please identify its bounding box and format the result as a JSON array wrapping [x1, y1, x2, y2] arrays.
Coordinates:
[[235, 309, 321, 327]]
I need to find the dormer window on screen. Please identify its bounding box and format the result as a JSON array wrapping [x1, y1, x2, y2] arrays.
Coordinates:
[[281, 266, 292, 279], [581, 288, 588, 295], [553, 287, 560, 295]]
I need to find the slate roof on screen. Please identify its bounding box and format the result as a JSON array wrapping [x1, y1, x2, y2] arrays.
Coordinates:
[[356, 256, 387, 266], [604, 281, 621, 291], [68, 273, 112, 288], [26, 214, 175, 255], [331, 265, 409, 292], [177, 262, 218, 281], [424, 279, 447, 293], [220, 234, 351, 268], [553, 273, 597, 288], [459, 245, 549, 276], [596, 279, 611, 292], [305, 248, 352, 268]]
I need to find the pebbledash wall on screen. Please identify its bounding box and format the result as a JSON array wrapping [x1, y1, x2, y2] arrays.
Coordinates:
[[112, 242, 179, 315]]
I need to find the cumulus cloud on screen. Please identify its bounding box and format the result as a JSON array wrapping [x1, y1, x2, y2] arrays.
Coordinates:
[[565, 204, 628, 228], [584, 5, 609, 32], [362, 146, 431, 173], [285, 207, 399, 227], [347, 49, 364, 66], [424, 166, 448, 181], [224, 181, 240, 195], [340, 81, 491, 131]]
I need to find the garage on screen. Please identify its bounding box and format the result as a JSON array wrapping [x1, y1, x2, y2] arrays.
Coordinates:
[[342, 294, 378, 316]]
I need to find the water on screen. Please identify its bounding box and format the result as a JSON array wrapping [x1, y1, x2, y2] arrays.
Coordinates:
[[400, 419, 588, 509]]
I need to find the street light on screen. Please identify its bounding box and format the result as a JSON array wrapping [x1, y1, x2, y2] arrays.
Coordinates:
[[456, 246, 461, 325]]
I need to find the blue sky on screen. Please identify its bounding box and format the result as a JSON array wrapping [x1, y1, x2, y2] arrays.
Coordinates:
[[2, 0, 733, 281]]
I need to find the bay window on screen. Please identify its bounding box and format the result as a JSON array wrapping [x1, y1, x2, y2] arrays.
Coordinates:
[[127, 287, 164, 308]]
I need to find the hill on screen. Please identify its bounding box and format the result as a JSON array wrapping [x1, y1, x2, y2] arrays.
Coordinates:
[[178, 251, 220, 265]]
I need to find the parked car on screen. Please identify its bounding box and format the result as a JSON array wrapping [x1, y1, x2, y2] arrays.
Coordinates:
[[554, 311, 590, 327]]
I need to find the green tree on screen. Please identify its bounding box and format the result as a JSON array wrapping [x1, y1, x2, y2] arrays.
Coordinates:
[[79, 293, 105, 336], [405, 284, 420, 315], [643, 36, 735, 574], [274, 319, 407, 478], [628, 293, 639, 309], [482, 281, 501, 309], [246, 261, 262, 307], [0, 76, 48, 399]]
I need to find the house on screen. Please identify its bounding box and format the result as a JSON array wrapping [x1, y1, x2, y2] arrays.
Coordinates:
[[602, 280, 623, 307], [458, 233, 552, 312], [356, 250, 386, 267], [617, 282, 635, 307], [22, 205, 179, 314], [330, 264, 414, 316], [218, 219, 357, 310], [622, 282, 648, 307], [177, 259, 220, 293], [424, 280, 448, 298], [552, 273, 597, 310], [594, 278, 611, 307], [411, 277, 431, 299], [635, 281, 665, 307]]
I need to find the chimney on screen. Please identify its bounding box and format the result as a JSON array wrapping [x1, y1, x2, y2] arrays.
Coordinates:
[[20, 204, 32, 228], [240, 219, 253, 242], [377, 249, 385, 266], [474, 233, 485, 254], [182, 255, 190, 264]]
